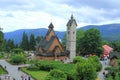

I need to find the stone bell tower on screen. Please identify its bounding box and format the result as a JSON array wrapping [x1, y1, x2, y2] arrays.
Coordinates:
[[66, 14, 77, 61]]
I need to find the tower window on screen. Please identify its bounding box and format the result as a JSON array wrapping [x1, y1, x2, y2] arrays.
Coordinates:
[[73, 31, 75, 34], [68, 31, 70, 34]]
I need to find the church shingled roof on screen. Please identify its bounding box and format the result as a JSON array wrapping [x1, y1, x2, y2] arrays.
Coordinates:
[[38, 36, 56, 50]]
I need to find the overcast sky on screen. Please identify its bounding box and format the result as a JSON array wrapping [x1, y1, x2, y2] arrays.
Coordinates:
[[0, 0, 120, 32]]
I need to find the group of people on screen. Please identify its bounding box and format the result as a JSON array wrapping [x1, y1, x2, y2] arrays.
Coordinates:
[[21, 74, 31, 80]]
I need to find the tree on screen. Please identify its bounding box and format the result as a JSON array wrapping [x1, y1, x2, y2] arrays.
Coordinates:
[[6, 39, 15, 52], [20, 32, 29, 50], [35, 36, 43, 44], [61, 34, 66, 49], [0, 29, 4, 51], [110, 41, 120, 52], [79, 28, 103, 56], [74, 60, 97, 80], [29, 34, 36, 50], [76, 30, 85, 53]]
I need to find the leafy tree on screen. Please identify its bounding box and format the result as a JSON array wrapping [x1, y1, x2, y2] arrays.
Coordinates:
[[76, 30, 85, 53], [29, 34, 36, 50], [110, 41, 120, 52], [0, 29, 4, 51], [20, 32, 29, 50], [45, 69, 67, 80], [74, 60, 97, 80], [79, 28, 103, 56]]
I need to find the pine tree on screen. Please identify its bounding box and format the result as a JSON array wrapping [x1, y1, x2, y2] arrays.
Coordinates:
[[20, 32, 29, 50], [0, 28, 4, 51], [29, 34, 36, 50], [6, 39, 15, 52]]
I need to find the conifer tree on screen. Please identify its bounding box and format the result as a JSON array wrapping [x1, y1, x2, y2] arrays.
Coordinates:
[[29, 34, 36, 50], [20, 32, 29, 50], [0, 28, 4, 51]]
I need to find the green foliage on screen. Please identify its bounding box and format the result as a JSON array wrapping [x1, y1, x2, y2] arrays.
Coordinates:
[[0, 30, 4, 51], [79, 28, 103, 56], [20, 32, 29, 50], [88, 56, 102, 71], [106, 75, 113, 80], [28, 60, 75, 79], [5, 39, 15, 52], [29, 34, 36, 50], [76, 30, 85, 53], [110, 41, 120, 52], [12, 48, 24, 54], [74, 60, 97, 80], [0, 65, 7, 74], [114, 73, 120, 80], [45, 69, 67, 80], [73, 56, 84, 64], [10, 54, 27, 65], [35, 36, 43, 44], [61, 33, 66, 49]]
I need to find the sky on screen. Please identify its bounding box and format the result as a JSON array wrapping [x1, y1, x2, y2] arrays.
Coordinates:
[[0, 0, 120, 32]]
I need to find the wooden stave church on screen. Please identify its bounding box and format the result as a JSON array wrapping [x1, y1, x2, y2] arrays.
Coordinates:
[[36, 22, 69, 61]]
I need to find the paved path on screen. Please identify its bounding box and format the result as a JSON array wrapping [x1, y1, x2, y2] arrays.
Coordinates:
[[97, 60, 109, 80], [0, 59, 34, 80]]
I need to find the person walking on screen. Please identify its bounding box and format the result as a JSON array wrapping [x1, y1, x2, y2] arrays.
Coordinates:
[[28, 75, 31, 80]]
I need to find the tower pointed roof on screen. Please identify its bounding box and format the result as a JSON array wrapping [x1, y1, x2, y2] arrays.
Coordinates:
[[48, 22, 54, 29], [67, 14, 77, 26]]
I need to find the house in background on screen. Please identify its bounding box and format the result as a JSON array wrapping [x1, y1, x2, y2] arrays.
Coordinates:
[[109, 52, 120, 66], [36, 22, 69, 61], [103, 45, 113, 58]]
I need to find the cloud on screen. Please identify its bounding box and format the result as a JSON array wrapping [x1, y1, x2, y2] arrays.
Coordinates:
[[0, 0, 120, 32]]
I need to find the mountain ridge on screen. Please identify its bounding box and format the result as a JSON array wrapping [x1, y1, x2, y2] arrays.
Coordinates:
[[4, 23, 120, 44]]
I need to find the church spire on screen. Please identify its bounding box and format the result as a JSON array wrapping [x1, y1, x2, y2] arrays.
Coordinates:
[[48, 22, 54, 29], [71, 14, 74, 20]]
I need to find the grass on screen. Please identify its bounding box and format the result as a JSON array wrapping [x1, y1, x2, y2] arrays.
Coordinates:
[[22, 68, 49, 80], [0, 65, 7, 74]]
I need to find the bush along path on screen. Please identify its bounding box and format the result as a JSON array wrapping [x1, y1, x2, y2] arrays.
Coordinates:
[[0, 59, 34, 80]]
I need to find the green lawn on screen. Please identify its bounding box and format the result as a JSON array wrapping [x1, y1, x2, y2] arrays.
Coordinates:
[[22, 68, 49, 80], [0, 65, 7, 74]]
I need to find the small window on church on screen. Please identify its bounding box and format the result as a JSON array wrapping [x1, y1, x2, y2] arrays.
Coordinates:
[[73, 31, 75, 34]]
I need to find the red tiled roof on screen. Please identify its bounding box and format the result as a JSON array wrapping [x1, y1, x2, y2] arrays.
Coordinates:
[[103, 45, 113, 55]]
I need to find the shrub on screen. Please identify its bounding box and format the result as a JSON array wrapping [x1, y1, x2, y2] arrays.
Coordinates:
[[27, 64, 39, 71], [12, 48, 24, 54], [45, 69, 67, 80], [73, 56, 84, 64], [74, 61, 97, 80], [88, 56, 102, 71], [10, 55, 27, 65]]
